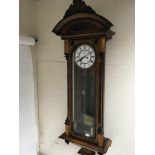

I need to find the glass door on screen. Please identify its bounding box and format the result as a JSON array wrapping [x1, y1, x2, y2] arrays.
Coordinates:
[[72, 51, 96, 139]]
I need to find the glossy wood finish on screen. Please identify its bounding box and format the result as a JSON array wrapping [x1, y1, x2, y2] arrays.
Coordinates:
[[59, 133, 112, 154], [53, 13, 114, 40], [63, 38, 112, 153], [52, 0, 115, 154]]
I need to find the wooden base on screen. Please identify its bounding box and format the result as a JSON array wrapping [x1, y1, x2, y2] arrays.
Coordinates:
[[78, 148, 95, 155], [59, 133, 112, 154]]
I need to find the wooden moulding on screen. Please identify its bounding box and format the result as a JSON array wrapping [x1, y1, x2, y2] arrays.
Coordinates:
[[52, 13, 113, 37], [65, 124, 70, 136], [64, 40, 69, 54], [59, 133, 112, 154], [64, 40, 73, 54], [97, 38, 106, 53], [65, 117, 71, 136], [98, 133, 104, 147]]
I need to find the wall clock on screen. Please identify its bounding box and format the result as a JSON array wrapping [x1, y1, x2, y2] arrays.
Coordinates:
[[52, 0, 115, 154], [74, 44, 95, 69]]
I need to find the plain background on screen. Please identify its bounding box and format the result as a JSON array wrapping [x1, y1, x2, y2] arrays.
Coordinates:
[[1, 0, 155, 155], [19, 0, 134, 155], [19, 44, 38, 155]]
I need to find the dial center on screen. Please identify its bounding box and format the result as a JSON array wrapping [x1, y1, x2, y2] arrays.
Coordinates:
[[79, 50, 91, 64]]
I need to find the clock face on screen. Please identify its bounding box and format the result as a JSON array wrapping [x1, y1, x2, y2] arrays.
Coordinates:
[[74, 44, 95, 69]]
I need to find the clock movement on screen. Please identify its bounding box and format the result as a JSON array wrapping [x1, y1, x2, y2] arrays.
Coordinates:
[[52, 0, 115, 154]]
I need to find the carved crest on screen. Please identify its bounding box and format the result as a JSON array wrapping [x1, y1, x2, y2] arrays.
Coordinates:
[[64, 0, 96, 18]]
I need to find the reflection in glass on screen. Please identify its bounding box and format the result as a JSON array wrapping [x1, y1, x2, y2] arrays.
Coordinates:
[[73, 52, 96, 139]]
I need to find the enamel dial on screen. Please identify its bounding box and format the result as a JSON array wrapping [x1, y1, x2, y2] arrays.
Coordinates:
[[74, 44, 95, 69]]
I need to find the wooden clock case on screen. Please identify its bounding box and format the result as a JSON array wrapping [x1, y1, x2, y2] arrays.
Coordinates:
[[52, 0, 115, 154]]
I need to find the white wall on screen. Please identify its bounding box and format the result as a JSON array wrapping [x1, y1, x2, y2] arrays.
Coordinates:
[[19, 0, 134, 154], [19, 43, 38, 155], [19, 0, 39, 155], [19, 0, 37, 36], [35, 0, 134, 155]]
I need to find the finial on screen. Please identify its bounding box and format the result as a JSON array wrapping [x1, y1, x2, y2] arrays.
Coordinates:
[[73, 0, 83, 5], [63, 0, 96, 19]]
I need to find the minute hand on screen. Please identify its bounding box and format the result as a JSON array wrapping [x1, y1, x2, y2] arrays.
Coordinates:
[[77, 52, 93, 62]]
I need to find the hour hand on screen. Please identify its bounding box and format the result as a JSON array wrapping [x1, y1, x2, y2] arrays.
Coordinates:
[[77, 56, 84, 62], [78, 52, 93, 62], [77, 52, 93, 63]]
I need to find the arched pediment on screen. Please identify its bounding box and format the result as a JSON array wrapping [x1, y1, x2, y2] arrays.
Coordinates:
[[52, 0, 115, 40]]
